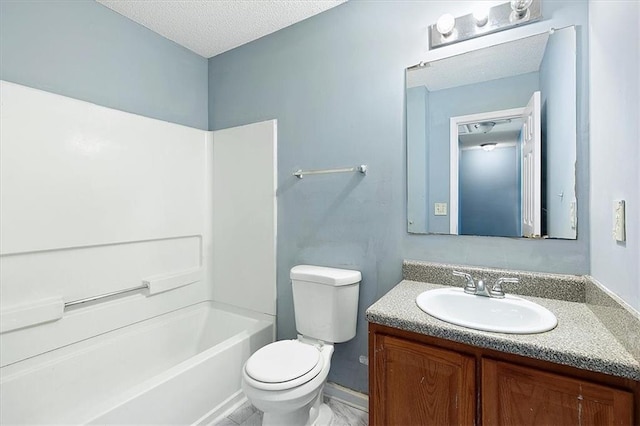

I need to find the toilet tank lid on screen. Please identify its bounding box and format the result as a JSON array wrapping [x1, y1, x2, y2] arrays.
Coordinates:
[[290, 265, 361, 286]]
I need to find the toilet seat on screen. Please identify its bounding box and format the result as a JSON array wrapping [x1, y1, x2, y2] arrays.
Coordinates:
[[244, 340, 323, 391]]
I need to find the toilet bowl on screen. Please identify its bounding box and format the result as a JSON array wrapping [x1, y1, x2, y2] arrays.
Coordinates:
[[241, 339, 334, 426], [240, 265, 361, 426]]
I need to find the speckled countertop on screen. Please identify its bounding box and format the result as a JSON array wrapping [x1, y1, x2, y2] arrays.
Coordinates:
[[366, 280, 640, 381]]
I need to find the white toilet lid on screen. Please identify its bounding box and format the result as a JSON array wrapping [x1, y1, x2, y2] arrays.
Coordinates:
[[245, 340, 321, 383]]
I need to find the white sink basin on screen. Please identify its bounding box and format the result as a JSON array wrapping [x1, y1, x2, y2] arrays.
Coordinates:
[[416, 287, 557, 334]]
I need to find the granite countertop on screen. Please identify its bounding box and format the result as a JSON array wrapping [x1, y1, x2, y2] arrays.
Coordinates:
[[366, 279, 640, 381]]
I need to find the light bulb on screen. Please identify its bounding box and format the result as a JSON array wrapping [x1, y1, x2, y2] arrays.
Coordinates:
[[481, 143, 497, 151], [473, 6, 489, 26], [436, 13, 455, 36], [510, 0, 533, 18]]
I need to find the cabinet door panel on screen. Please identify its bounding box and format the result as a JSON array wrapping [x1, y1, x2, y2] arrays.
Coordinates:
[[482, 359, 633, 425], [371, 334, 475, 426]]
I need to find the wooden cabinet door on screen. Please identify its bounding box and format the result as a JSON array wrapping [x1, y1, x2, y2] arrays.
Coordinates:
[[370, 333, 476, 426], [482, 359, 634, 425]]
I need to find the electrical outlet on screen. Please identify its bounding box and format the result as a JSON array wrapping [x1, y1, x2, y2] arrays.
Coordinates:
[[434, 202, 447, 216], [613, 200, 626, 242]]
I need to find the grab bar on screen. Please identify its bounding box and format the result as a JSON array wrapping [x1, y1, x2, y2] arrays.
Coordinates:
[[0, 268, 203, 333], [293, 165, 367, 178], [64, 267, 203, 308], [64, 284, 148, 308]]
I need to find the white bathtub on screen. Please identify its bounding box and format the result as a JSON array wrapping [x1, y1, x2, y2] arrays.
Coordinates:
[[0, 302, 274, 425]]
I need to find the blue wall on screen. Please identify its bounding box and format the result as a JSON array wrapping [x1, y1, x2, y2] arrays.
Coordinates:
[[406, 86, 429, 233], [209, 2, 409, 392], [209, 0, 590, 393], [589, 1, 640, 312], [0, 0, 208, 129], [460, 146, 520, 237], [540, 26, 577, 238]]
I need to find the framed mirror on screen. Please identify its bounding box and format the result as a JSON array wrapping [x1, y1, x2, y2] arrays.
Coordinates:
[[406, 26, 577, 239]]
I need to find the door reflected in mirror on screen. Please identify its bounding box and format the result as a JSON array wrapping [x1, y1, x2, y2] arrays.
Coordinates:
[[406, 26, 577, 239]]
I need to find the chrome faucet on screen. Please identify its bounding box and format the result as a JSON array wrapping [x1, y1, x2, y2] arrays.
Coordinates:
[[489, 277, 519, 298], [452, 271, 519, 299], [452, 271, 476, 294]]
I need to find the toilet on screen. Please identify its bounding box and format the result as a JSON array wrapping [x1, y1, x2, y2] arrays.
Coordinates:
[[241, 265, 361, 426]]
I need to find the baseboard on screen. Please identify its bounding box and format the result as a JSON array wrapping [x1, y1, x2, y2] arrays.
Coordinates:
[[323, 382, 369, 412]]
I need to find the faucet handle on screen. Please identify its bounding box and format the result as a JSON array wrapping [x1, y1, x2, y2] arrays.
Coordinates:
[[491, 277, 518, 298], [453, 271, 476, 293]]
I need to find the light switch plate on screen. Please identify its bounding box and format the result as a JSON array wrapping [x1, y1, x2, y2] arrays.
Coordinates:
[[434, 202, 447, 216], [613, 200, 626, 242]]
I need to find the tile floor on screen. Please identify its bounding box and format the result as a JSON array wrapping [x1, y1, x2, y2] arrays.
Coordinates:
[[214, 397, 368, 426]]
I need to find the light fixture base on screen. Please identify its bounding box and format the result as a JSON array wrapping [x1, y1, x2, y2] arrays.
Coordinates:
[[429, 0, 541, 50]]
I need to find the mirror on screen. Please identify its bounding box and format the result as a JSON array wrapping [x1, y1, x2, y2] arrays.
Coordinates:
[[406, 26, 577, 239]]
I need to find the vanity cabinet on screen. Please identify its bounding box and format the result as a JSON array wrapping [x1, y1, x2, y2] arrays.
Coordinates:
[[482, 359, 633, 425], [371, 334, 475, 425], [369, 323, 639, 426]]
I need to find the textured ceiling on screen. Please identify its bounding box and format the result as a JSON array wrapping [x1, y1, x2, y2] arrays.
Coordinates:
[[407, 31, 550, 91], [96, 0, 346, 58]]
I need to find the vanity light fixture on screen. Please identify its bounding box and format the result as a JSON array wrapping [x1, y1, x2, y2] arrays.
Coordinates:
[[429, 0, 541, 49], [481, 143, 498, 151]]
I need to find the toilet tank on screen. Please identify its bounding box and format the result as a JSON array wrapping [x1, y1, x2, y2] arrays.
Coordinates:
[[290, 265, 361, 343]]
